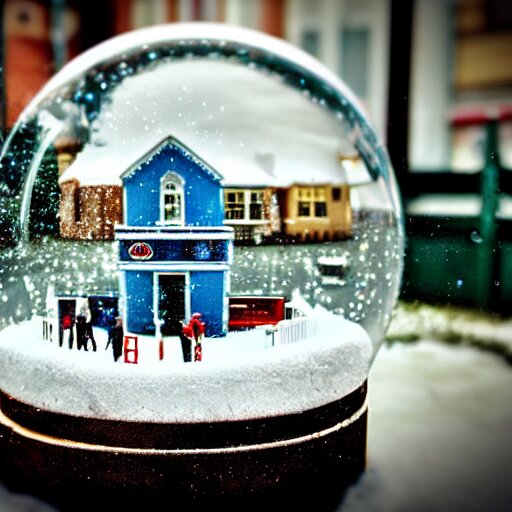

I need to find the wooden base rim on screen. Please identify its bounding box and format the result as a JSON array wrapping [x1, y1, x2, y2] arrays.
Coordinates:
[[0, 382, 368, 510]]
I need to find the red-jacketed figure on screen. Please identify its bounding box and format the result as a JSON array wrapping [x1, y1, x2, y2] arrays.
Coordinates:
[[183, 313, 205, 361]]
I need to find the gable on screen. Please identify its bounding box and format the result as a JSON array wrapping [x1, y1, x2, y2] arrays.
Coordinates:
[[121, 137, 224, 227], [121, 136, 223, 184]]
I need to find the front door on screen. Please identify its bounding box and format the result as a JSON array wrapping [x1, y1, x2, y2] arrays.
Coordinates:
[[158, 274, 186, 336]]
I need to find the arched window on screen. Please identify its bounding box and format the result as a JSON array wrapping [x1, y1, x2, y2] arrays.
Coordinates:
[[161, 172, 184, 225]]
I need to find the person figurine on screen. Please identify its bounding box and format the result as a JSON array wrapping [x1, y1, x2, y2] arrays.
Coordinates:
[[106, 316, 124, 362], [61, 308, 75, 349], [184, 313, 205, 362], [75, 313, 87, 350], [81, 303, 97, 351], [178, 320, 193, 363]]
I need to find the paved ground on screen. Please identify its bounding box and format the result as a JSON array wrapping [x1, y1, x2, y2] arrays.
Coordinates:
[[341, 338, 512, 512]]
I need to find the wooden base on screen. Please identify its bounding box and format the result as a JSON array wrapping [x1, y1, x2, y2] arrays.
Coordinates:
[[0, 382, 368, 511]]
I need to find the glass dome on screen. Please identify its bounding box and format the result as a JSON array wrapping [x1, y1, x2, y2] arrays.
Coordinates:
[[0, 23, 403, 423]]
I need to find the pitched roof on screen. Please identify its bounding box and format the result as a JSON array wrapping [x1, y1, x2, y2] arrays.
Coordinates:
[[58, 59, 371, 188], [120, 136, 223, 183]]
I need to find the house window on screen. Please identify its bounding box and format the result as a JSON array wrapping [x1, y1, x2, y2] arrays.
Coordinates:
[[225, 190, 245, 220], [332, 187, 342, 201], [341, 27, 369, 98], [298, 201, 311, 217], [225, 189, 265, 220], [301, 30, 320, 57], [161, 172, 184, 224], [249, 191, 264, 220], [315, 201, 327, 217], [297, 187, 327, 218], [314, 188, 327, 217]]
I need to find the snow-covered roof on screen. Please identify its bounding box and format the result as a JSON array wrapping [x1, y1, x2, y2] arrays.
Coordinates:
[[120, 136, 224, 183], [21, 23, 368, 129], [58, 58, 371, 188]]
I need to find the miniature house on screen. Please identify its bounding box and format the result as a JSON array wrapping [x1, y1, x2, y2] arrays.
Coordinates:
[[114, 137, 233, 338], [279, 183, 352, 241], [222, 187, 276, 243], [59, 155, 353, 243]]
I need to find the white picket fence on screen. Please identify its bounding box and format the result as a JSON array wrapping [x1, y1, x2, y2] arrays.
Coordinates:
[[269, 317, 317, 346]]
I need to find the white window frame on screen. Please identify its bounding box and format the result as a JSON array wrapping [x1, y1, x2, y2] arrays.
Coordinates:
[[224, 189, 265, 224], [160, 172, 185, 225]]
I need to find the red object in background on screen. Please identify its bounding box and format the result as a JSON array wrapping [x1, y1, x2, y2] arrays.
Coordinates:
[[123, 335, 138, 364], [5, 37, 53, 127], [228, 296, 286, 331], [450, 105, 512, 127]]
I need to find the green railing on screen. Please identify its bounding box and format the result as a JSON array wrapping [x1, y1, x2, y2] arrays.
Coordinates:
[[400, 119, 512, 315]]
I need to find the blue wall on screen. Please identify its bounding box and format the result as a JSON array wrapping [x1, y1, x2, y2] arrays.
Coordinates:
[[123, 141, 223, 227], [190, 271, 226, 337], [120, 139, 230, 339], [123, 270, 228, 337], [125, 271, 154, 334]]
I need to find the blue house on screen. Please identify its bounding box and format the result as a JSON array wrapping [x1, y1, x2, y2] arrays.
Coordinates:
[[115, 137, 234, 338]]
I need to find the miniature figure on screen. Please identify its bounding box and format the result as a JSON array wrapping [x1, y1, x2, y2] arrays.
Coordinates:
[[106, 316, 124, 362], [182, 312, 205, 362]]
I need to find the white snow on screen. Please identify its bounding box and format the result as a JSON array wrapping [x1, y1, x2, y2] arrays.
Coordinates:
[[0, 309, 372, 423], [341, 339, 512, 512], [19, 23, 369, 131], [57, 58, 372, 188], [2, 337, 511, 512]]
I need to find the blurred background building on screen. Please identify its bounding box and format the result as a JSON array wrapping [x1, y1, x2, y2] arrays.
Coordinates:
[[1, 0, 511, 314]]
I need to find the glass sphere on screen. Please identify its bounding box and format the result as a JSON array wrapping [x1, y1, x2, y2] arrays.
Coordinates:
[[0, 23, 403, 424]]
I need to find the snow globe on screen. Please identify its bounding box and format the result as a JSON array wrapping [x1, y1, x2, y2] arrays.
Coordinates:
[[0, 23, 403, 510]]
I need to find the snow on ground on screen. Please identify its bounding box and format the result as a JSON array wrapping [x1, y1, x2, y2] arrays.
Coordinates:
[[0, 309, 372, 422], [1, 336, 511, 512], [388, 302, 512, 354], [341, 339, 512, 512]]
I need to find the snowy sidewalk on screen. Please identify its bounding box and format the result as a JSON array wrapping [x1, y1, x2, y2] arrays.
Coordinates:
[[341, 338, 512, 512], [387, 302, 512, 360]]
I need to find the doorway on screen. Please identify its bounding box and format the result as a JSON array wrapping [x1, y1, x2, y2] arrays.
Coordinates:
[[158, 274, 186, 336]]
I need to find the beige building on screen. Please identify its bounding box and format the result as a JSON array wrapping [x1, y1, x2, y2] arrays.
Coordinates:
[[222, 181, 352, 244], [281, 183, 351, 242]]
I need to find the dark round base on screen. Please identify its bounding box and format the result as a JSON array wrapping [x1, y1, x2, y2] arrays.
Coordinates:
[[0, 382, 367, 511]]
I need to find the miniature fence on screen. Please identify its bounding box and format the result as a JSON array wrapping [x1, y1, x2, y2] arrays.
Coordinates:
[[42, 317, 56, 343], [273, 317, 317, 346]]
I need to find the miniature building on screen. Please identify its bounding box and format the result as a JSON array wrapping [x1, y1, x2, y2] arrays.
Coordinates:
[[59, 180, 123, 240], [280, 183, 352, 241], [223, 187, 277, 243], [115, 137, 234, 338], [59, 167, 352, 243]]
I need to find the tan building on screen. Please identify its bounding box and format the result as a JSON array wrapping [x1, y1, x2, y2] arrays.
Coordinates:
[[222, 181, 352, 244], [280, 183, 351, 242]]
